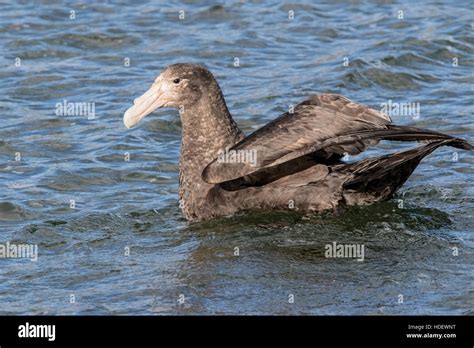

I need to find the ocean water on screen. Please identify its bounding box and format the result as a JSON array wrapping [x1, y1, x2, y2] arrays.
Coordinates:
[[0, 0, 473, 314]]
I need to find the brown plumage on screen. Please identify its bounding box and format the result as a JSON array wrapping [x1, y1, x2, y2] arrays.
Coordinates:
[[123, 63, 472, 221]]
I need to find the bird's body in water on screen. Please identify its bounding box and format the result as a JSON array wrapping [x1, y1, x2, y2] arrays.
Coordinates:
[[124, 63, 472, 221]]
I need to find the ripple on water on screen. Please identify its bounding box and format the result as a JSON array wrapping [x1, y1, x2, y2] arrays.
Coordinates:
[[44, 33, 142, 49], [0, 201, 36, 222]]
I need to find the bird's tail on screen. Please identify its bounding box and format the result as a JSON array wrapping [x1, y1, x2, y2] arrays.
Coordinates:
[[339, 138, 470, 205]]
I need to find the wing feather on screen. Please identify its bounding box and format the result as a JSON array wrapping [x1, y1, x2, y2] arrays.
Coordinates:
[[202, 94, 391, 184]]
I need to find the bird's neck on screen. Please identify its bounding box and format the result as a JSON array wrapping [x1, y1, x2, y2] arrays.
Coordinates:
[[178, 92, 243, 219]]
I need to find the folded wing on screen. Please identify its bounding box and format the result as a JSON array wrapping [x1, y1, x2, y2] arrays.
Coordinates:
[[202, 94, 391, 184], [202, 93, 472, 186]]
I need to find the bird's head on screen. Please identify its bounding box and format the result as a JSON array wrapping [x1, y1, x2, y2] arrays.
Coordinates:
[[123, 63, 216, 128]]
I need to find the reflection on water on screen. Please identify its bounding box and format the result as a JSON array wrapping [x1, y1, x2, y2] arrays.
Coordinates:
[[0, 0, 473, 314]]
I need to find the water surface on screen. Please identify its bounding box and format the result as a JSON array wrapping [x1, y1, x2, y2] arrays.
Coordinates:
[[0, 0, 473, 314]]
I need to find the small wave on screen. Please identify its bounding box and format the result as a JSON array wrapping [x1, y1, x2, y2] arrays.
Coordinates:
[[44, 33, 141, 49]]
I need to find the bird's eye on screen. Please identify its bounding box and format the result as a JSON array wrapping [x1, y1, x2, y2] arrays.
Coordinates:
[[173, 78, 181, 84]]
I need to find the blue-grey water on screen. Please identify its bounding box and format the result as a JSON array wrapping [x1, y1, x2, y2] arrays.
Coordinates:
[[0, 0, 473, 315]]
